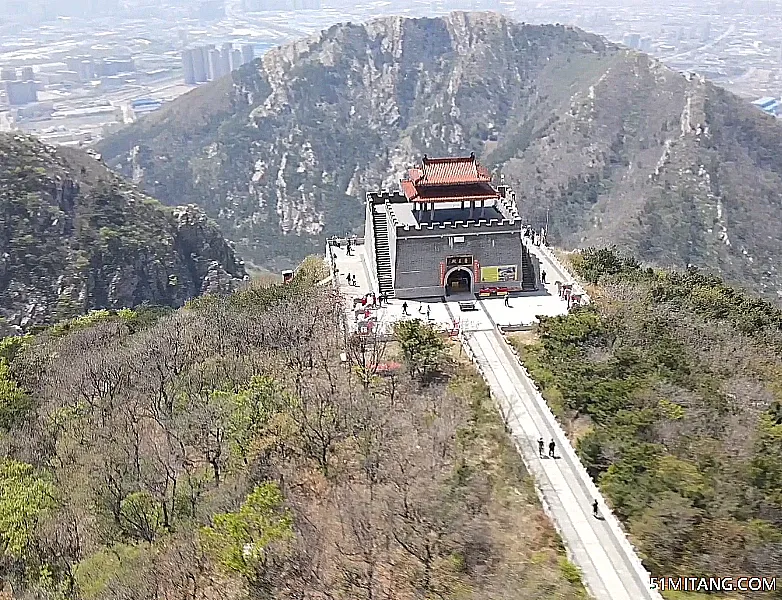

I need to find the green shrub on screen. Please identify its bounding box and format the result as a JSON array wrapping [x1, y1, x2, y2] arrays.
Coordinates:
[[119, 491, 164, 542], [394, 319, 449, 383], [73, 543, 150, 599], [200, 482, 293, 578]]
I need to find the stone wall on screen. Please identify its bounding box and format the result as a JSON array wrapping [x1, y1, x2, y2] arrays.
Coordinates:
[[394, 230, 523, 299]]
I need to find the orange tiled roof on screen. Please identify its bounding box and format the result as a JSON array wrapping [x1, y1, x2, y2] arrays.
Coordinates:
[[401, 154, 497, 201], [400, 180, 418, 200], [414, 154, 491, 186]]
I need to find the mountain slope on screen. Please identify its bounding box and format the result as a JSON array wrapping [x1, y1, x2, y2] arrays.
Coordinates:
[[98, 12, 782, 297], [0, 133, 247, 332]]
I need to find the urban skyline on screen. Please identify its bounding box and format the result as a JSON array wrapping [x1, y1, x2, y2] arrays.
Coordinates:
[[1, 0, 781, 145]]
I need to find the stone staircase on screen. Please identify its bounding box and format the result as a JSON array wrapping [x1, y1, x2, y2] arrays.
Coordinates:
[[372, 209, 394, 295], [521, 243, 537, 292]]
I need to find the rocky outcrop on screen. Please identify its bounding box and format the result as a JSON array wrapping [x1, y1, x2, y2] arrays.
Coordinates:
[[0, 133, 247, 332]]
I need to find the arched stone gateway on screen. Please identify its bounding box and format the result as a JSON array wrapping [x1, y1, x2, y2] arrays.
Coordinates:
[[445, 266, 472, 296]]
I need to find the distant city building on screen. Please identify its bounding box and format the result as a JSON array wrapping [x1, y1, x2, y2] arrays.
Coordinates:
[[241, 44, 255, 65], [1, 68, 17, 81], [192, 48, 208, 83], [751, 97, 780, 116], [200, 47, 211, 81], [220, 44, 232, 75], [101, 58, 134, 76], [63, 56, 134, 82], [21, 67, 34, 81], [65, 57, 83, 73], [231, 49, 243, 71], [182, 49, 196, 84], [79, 60, 94, 82], [131, 97, 163, 115], [5, 80, 38, 105], [701, 21, 711, 43], [182, 43, 256, 84], [622, 33, 641, 49], [100, 76, 125, 89], [208, 48, 223, 79]]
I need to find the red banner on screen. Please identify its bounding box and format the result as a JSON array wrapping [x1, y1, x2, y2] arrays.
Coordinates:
[[474, 260, 480, 282], [439, 261, 445, 286]]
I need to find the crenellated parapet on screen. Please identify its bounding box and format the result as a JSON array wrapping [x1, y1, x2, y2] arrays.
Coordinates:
[[498, 194, 520, 218], [385, 199, 400, 228], [396, 217, 522, 237], [367, 190, 406, 205], [495, 185, 520, 219]]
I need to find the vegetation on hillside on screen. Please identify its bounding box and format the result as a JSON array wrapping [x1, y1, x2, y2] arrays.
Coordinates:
[[0, 277, 586, 599], [0, 133, 246, 333], [514, 247, 782, 597]]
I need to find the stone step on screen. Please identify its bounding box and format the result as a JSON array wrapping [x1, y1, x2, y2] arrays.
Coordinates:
[[372, 210, 393, 294]]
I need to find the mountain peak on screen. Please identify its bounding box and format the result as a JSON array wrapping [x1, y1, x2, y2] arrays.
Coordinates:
[[99, 13, 782, 297]]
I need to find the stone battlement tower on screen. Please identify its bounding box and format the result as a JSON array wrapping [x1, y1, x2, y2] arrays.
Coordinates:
[[364, 154, 539, 299]]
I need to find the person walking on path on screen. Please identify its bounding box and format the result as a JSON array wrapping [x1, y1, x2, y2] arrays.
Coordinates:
[[426, 305, 431, 320], [548, 439, 556, 458], [541, 270, 547, 284], [592, 498, 599, 518], [504, 294, 510, 307], [538, 437, 545, 457], [402, 302, 409, 316]]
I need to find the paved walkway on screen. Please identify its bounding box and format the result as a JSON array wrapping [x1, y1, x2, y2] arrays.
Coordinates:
[[462, 328, 661, 600]]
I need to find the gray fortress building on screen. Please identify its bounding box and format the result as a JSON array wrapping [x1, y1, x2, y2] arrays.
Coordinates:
[[364, 154, 539, 299]]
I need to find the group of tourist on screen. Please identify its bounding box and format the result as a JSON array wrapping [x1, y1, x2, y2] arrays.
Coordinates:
[[354, 291, 389, 308], [399, 302, 432, 320], [524, 226, 547, 247], [538, 437, 600, 518]]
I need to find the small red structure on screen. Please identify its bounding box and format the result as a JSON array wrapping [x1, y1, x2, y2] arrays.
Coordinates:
[[282, 270, 294, 284], [370, 361, 402, 375], [478, 286, 510, 298]]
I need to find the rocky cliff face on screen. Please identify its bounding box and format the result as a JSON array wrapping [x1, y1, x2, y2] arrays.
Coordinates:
[[98, 12, 782, 298], [0, 133, 247, 333]]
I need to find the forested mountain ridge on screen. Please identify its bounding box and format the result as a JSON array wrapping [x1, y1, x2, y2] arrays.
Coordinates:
[[0, 265, 588, 599], [0, 133, 247, 333], [98, 12, 782, 298], [513, 248, 782, 597]]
